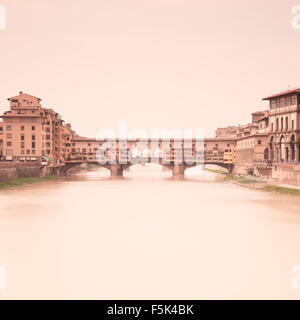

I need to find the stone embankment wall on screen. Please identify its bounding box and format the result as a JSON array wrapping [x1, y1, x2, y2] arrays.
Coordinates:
[[0, 163, 64, 183], [272, 163, 300, 186], [233, 162, 300, 186]]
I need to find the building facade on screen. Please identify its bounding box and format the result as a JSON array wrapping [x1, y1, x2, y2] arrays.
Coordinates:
[[263, 88, 300, 163], [234, 110, 269, 175], [204, 138, 236, 165], [235, 134, 269, 175], [62, 123, 74, 161], [0, 122, 3, 158], [0, 92, 65, 164], [216, 126, 242, 139]]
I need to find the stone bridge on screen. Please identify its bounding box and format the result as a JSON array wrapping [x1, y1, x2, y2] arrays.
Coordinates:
[[65, 138, 235, 176]]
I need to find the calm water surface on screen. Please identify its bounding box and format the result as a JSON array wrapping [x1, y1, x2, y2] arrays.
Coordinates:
[[0, 165, 300, 299]]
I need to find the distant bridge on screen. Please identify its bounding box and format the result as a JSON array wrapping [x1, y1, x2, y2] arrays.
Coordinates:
[[65, 138, 235, 176]]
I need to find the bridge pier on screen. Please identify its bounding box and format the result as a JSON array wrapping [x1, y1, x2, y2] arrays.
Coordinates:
[[110, 164, 124, 177], [172, 163, 185, 176]]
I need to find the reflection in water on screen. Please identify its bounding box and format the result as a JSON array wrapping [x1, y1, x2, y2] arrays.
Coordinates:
[[0, 165, 300, 299]]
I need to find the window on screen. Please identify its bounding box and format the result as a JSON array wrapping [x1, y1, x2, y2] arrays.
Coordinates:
[[271, 123, 274, 132], [276, 119, 279, 131], [21, 126, 24, 131], [6, 141, 12, 147], [291, 95, 297, 105], [32, 135, 35, 140], [281, 118, 284, 131], [32, 126, 35, 131], [286, 117, 289, 131], [21, 142, 24, 148], [32, 142, 35, 149], [32, 150, 35, 154], [271, 100, 276, 109], [21, 134, 24, 141], [258, 140, 262, 145], [6, 149, 13, 155], [280, 97, 286, 107], [6, 126, 12, 131], [6, 133, 12, 139], [26, 150, 30, 155], [292, 120, 295, 130], [21, 150, 25, 155]]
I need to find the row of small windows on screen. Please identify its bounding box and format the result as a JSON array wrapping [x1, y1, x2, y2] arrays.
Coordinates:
[[6, 134, 36, 139], [6, 125, 36, 131], [271, 117, 295, 132], [6, 141, 36, 148], [270, 95, 297, 109], [6, 149, 36, 155], [5, 149, 52, 156]]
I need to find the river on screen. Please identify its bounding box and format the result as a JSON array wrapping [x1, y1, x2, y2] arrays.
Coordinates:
[[0, 165, 300, 299]]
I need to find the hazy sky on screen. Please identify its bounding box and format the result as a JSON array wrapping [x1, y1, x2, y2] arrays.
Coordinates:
[[0, 0, 300, 137]]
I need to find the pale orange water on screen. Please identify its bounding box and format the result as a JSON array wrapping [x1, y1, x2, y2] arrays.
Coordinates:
[[0, 166, 300, 299]]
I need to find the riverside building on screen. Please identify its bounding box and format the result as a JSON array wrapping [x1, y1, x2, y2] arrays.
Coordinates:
[[0, 92, 65, 164]]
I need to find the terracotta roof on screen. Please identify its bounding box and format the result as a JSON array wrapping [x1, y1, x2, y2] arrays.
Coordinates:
[[262, 88, 300, 100], [204, 138, 236, 141], [251, 110, 267, 115], [72, 136, 97, 142], [258, 116, 269, 121], [237, 133, 268, 141], [1, 112, 42, 118], [7, 92, 42, 101]]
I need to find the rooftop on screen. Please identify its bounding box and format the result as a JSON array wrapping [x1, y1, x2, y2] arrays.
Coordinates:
[[7, 91, 42, 101], [262, 88, 300, 100], [251, 110, 267, 115]]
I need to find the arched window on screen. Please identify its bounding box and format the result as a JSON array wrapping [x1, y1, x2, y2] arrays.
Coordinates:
[[291, 135, 296, 161], [286, 117, 289, 131], [281, 118, 284, 131], [271, 123, 274, 132], [276, 118, 279, 131], [264, 148, 269, 160]]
